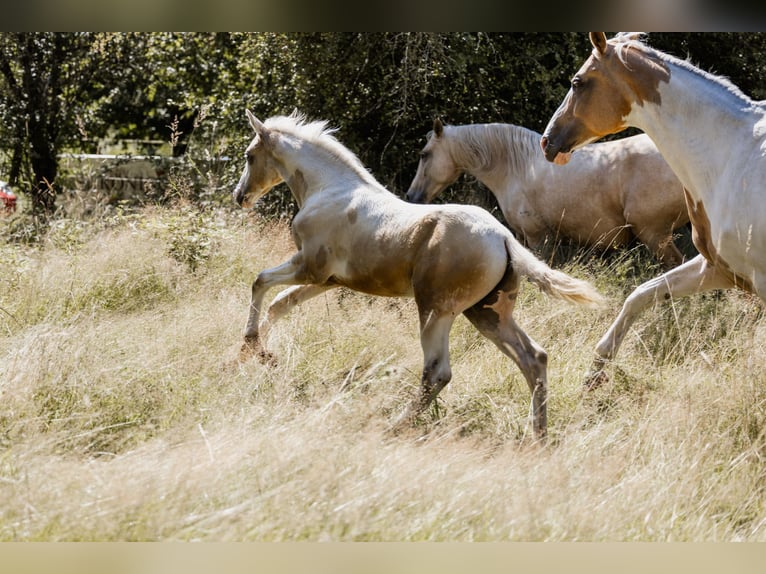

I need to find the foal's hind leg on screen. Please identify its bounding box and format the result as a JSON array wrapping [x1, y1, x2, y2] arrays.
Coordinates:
[[464, 301, 549, 440]]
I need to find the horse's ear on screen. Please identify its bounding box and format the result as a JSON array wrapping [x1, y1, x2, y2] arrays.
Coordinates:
[[433, 118, 444, 138], [590, 32, 608, 55]]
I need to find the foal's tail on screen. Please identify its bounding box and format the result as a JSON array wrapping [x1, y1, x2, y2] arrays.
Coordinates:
[[506, 236, 606, 308]]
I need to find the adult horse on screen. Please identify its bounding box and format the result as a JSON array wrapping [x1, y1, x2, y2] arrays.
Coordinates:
[[541, 32, 766, 388], [233, 110, 605, 438], [407, 119, 688, 268]]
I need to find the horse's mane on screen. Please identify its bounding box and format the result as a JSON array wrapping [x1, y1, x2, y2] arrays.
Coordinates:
[[264, 112, 380, 187], [609, 32, 754, 105], [442, 123, 541, 176]]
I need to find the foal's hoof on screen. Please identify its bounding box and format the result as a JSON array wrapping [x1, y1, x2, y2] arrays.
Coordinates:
[[238, 339, 258, 363], [257, 349, 277, 366], [238, 337, 276, 365]]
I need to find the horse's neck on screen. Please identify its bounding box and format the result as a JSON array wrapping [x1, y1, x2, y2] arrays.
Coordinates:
[[453, 125, 541, 194], [628, 61, 758, 200]]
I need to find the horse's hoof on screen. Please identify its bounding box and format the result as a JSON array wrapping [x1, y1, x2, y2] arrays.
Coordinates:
[[583, 369, 610, 390]]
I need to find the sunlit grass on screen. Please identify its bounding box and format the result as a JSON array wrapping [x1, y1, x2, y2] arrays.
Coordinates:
[[1, 206, 765, 541]]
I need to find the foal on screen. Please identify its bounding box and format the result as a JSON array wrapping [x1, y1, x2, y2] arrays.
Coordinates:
[[234, 110, 604, 438]]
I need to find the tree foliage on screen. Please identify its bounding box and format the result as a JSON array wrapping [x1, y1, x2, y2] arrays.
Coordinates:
[[0, 33, 146, 217], [1, 32, 765, 220]]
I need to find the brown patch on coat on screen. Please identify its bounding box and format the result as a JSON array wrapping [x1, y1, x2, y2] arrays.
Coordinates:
[[618, 45, 670, 108], [315, 244, 328, 272], [287, 169, 308, 205], [684, 189, 754, 293], [583, 43, 670, 138]]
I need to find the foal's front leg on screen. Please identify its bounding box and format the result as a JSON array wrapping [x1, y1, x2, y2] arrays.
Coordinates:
[[260, 284, 337, 344], [240, 252, 309, 362]]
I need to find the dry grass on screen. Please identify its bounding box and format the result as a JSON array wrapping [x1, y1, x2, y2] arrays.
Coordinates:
[[1, 206, 765, 541]]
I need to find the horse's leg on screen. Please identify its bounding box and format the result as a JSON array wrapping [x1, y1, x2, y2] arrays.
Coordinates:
[[240, 253, 310, 362], [585, 254, 734, 388], [393, 310, 456, 430], [261, 284, 337, 343], [633, 225, 684, 269], [464, 296, 549, 440]]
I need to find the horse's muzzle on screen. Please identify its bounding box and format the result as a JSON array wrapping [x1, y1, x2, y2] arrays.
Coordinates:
[[404, 188, 427, 204], [233, 185, 247, 207], [540, 135, 573, 165]]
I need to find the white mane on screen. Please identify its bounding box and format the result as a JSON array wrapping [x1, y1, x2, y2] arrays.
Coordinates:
[[264, 112, 380, 187], [442, 123, 541, 176]]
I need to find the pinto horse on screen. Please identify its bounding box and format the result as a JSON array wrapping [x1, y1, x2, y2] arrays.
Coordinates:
[[233, 110, 605, 438], [541, 32, 766, 388], [406, 119, 689, 268]]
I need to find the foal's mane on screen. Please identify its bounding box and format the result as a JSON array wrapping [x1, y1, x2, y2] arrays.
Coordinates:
[[264, 112, 380, 187], [443, 123, 541, 176], [609, 32, 754, 105]]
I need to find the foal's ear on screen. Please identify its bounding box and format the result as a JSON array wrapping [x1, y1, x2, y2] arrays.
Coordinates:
[[589, 32, 608, 55], [433, 117, 444, 138], [246, 109, 266, 134], [246, 109, 270, 146]]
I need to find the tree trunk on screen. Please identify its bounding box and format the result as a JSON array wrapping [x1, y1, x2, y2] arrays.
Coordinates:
[[28, 142, 58, 218]]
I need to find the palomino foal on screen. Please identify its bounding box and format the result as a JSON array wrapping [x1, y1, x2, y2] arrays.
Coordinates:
[[234, 110, 605, 438], [541, 32, 766, 387], [407, 119, 689, 268]]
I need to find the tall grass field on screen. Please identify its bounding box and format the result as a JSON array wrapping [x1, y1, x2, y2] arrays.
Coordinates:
[[1, 205, 765, 541]]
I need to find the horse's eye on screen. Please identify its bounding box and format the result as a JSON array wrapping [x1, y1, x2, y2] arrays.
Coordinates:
[[571, 76, 583, 90], [420, 151, 429, 160], [247, 154, 254, 165]]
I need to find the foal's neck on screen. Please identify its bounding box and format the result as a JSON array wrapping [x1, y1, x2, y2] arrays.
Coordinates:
[[275, 136, 381, 208]]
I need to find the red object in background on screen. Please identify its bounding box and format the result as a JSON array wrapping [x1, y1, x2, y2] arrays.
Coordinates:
[[0, 181, 17, 215]]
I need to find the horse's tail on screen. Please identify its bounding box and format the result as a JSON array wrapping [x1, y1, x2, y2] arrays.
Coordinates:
[[505, 235, 606, 308]]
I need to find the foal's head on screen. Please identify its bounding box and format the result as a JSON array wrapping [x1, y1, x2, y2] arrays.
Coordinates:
[[541, 32, 669, 165], [405, 118, 461, 204], [233, 110, 284, 208]]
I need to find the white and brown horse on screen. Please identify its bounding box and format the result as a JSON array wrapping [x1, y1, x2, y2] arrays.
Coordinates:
[[233, 110, 605, 438], [541, 32, 766, 387], [407, 119, 689, 268]]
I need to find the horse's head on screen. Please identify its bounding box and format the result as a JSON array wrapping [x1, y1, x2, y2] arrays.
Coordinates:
[[541, 32, 668, 165], [233, 110, 284, 208], [405, 118, 461, 204]]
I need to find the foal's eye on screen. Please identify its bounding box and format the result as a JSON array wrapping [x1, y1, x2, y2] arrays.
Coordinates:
[[571, 76, 583, 90], [419, 151, 429, 160], [247, 154, 254, 165]]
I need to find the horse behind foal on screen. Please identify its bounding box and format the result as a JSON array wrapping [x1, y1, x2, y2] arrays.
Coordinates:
[[542, 32, 766, 388], [233, 110, 605, 439], [407, 119, 689, 268]]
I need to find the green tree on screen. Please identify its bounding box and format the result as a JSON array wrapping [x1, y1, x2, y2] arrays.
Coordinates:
[[0, 32, 142, 218]]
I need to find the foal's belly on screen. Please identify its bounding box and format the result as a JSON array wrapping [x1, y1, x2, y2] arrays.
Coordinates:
[[330, 261, 415, 298]]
